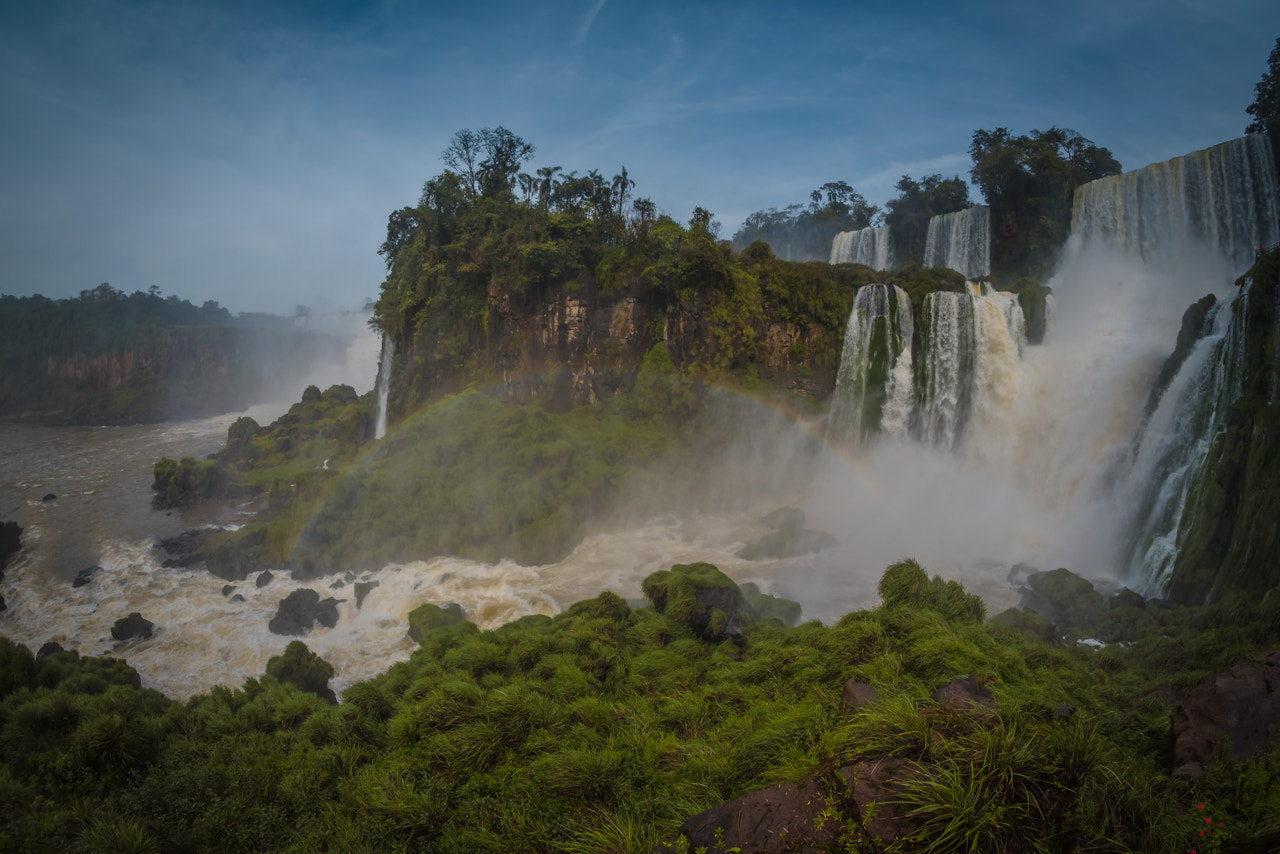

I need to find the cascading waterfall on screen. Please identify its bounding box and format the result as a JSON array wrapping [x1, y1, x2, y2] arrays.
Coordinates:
[[1119, 295, 1247, 595], [832, 281, 1027, 452], [374, 334, 394, 440], [923, 206, 991, 279], [830, 226, 895, 270], [1072, 134, 1280, 273], [827, 284, 913, 444]]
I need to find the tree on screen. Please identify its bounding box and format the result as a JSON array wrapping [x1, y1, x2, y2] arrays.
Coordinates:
[[475, 126, 535, 197], [968, 126, 1120, 280], [536, 165, 563, 208], [882, 174, 971, 265], [611, 167, 635, 217], [1246, 37, 1280, 134], [441, 128, 484, 195], [731, 181, 879, 261]]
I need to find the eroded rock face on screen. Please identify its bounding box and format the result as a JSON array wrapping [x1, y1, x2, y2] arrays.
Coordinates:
[[1170, 649, 1280, 778]]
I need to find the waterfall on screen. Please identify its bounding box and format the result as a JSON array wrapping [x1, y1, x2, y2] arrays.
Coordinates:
[[827, 284, 913, 444], [1072, 134, 1280, 274], [923, 206, 991, 279], [830, 226, 895, 270], [374, 334, 394, 440], [1119, 295, 1247, 595]]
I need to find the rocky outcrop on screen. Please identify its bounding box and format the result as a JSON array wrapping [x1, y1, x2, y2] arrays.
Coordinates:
[[1169, 649, 1280, 778], [1018, 568, 1104, 628], [841, 680, 880, 712], [205, 529, 267, 581], [931, 676, 997, 712], [72, 565, 102, 588], [736, 507, 839, 561], [0, 521, 21, 573], [156, 528, 215, 568], [665, 757, 920, 853], [406, 602, 468, 642], [268, 590, 342, 636], [111, 613, 155, 642], [642, 563, 752, 645]]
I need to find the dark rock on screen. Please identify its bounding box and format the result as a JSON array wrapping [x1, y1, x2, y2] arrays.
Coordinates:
[[354, 580, 379, 609], [42, 493, 56, 502], [1109, 587, 1146, 610], [0, 594, 5, 613], [221, 584, 236, 596], [230, 594, 245, 603], [37, 641, 64, 659], [72, 565, 103, 588], [255, 570, 274, 588], [1019, 568, 1104, 628], [677, 777, 845, 853], [111, 612, 154, 642], [1170, 649, 1280, 779], [1007, 562, 1037, 585], [841, 680, 880, 712], [156, 528, 215, 567], [407, 602, 469, 642], [0, 520, 22, 572], [205, 529, 266, 581], [668, 757, 920, 853], [1054, 705, 1077, 722], [736, 507, 839, 561], [331, 579, 345, 589], [931, 676, 997, 712], [988, 607, 1056, 642], [269, 589, 342, 636]]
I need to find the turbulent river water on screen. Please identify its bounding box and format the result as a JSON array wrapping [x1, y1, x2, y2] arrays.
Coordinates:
[[3, 406, 943, 700]]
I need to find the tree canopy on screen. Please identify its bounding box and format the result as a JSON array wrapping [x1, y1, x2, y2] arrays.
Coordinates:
[[731, 181, 879, 262], [1246, 37, 1280, 135], [881, 173, 972, 267]]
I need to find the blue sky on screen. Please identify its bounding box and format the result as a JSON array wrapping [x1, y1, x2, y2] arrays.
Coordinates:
[[1, 0, 1277, 314]]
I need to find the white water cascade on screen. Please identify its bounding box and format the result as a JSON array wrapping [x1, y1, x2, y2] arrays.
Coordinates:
[[924, 206, 991, 279], [829, 226, 895, 270], [1072, 134, 1280, 274], [827, 284, 913, 444], [374, 335, 394, 440]]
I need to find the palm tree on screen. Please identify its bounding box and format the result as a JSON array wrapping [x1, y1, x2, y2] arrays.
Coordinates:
[[536, 166, 563, 208], [517, 173, 537, 204], [611, 167, 635, 217]]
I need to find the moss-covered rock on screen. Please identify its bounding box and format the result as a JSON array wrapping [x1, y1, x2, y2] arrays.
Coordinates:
[[988, 606, 1056, 642], [1018, 568, 1104, 629], [642, 562, 751, 643], [735, 507, 838, 561], [265, 640, 337, 703], [740, 582, 803, 627], [406, 602, 469, 642]]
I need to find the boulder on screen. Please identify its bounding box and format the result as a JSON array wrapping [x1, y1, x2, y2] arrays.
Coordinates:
[[0, 594, 5, 613], [665, 757, 920, 853], [111, 612, 155, 642], [676, 777, 844, 853], [230, 594, 245, 603], [741, 582, 802, 626], [268, 589, 342, 636], [221, 585, 236, 596], [407, 602, 469, 642], [205, 529, 266, 581], [736, 507, 839, 561], [1019, 568, 1104, 629], [156, 528, 214, 568], [42, 493, 56, 502], [37, 641, 64, 659], [841, 680, 880, 712], [0, 520, 22, 572], [1170, 649, 1280, 779], [931, 676, 997, 712], [72, 565, 103, 588], [354, 580, 379, 609], [642, 563, 751, 644], [255, 570, 274, 588], [1109, 587, 1146, 610]]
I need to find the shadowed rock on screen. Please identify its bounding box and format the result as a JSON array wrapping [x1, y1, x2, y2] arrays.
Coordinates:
[[269, 589, 341, 636], [1019, 568, 1104, 628], [0, 520, 22, 573], [841, 680, 881, 712], [931, 676, 997, 712], [1170, 649, 1280, 779], [354, 580, 379, 609], [111, 612, 154, 642], [256, 570, 274, 588], [736, 507, 839, 561], [205, 529, 266, 581], [72, 565, 102, 588]]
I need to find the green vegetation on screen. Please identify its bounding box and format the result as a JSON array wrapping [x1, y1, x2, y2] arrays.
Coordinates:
[[3, 562, 1280, 852], [731, 181, 880, 261], [968, 126, 1121, 283], [881, 174, 972, 267]]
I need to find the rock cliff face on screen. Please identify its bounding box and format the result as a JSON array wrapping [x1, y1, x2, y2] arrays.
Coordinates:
[[1169, 250, 1280, 603], [392, 279, 839, 415]]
